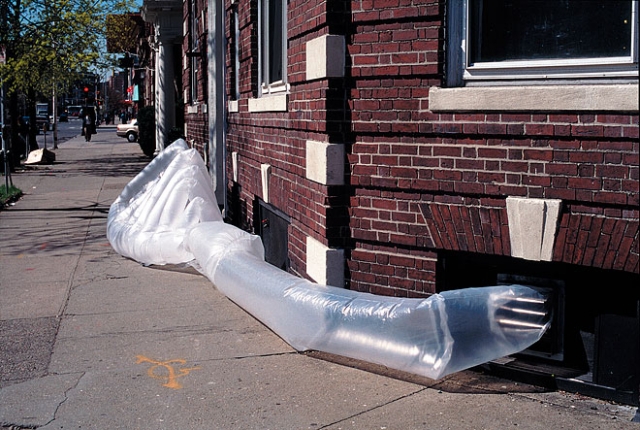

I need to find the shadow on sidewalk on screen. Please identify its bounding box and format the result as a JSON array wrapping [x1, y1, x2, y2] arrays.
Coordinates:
[[13, 154, 150, 179], [60, 155, 150, 178], [0, 203, 111, 257]]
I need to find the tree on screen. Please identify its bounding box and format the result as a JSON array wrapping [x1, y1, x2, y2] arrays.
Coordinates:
[[0, 0, 137, 150], [106, 12, 143, 55]]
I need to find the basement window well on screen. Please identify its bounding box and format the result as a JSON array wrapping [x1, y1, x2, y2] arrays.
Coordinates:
[[254, 199, 290, 271], [437, 251, 640, 406]]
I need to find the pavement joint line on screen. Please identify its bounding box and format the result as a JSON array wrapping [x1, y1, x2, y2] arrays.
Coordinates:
[[317, 387, 428, 430], [228, 351, 296, 360], [54, 326, 247, 340]]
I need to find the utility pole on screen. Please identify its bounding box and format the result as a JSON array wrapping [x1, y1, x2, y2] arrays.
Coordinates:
[[52, 83, 58, 148], [1, 0, 11, 185], [1, 45, 12, 188]]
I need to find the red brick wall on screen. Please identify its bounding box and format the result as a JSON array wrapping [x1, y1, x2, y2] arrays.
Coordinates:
[[218, 0, 638, 295], [224, 0, 351, 280], [347, 0, 639, 296], [183, 0, 209, 154]]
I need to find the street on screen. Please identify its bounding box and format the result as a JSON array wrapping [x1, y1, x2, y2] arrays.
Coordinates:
[[35, 117, 93, 149]]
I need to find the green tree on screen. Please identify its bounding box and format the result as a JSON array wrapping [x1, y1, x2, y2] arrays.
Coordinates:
[[0, 0, 137, 149], [106, 12, 141, 55]]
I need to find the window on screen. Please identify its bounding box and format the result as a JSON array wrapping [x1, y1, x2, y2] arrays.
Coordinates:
[[447, 0, 638, 85], [231, 4, 240, 101], [258, 0, 287, 95], [188, 0, 200, 103]]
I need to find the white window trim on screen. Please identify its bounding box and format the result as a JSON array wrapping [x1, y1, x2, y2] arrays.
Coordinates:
[[258, 0, 288, 97], [261, 81, 289, 95], [466, 57, 638, 81], [447, 1, 639, 86]]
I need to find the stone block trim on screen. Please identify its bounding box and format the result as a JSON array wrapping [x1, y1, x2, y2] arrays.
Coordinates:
[[248, 94, 288, 112], [261, 164, 271, 203], [306, 236, 345, 287], [306, 34, 345, 81], [506, 197, 562, 262], [232, 151, 239, 182], [305, 140, 345, 185], [429, 85, 640, 112]]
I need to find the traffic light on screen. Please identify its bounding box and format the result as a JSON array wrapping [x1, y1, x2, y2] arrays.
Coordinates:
[[84, 86, 89, 94]]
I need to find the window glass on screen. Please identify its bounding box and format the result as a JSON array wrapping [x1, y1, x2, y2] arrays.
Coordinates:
[[469, 0, 633, 64], [190, 0, 199, 103], [268, 0, 283, 83], [231, 5, 240, 100], [259, 0, 286, 93]]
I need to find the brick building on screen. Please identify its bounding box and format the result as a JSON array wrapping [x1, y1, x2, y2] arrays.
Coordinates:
[[148, 0, 639, 405]]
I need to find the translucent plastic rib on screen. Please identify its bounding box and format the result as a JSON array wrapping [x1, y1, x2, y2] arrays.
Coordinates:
[[107, 142, 551, 380], [106, 140, 222, 265]]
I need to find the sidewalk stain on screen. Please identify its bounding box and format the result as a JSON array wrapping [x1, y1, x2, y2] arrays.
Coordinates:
[[135, 355, 200, 389]]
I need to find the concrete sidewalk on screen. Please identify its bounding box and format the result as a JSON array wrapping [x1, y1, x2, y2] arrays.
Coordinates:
[[1, 129, 637, 429]]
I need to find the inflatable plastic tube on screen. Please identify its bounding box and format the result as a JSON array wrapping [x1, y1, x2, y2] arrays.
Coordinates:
[[186, 222, 550, 380], [107, 142, 551, 380], [107, 140, 222, 265]]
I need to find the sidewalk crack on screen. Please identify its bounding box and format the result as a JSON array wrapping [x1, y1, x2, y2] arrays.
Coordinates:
[[40, 372, 85, 428]]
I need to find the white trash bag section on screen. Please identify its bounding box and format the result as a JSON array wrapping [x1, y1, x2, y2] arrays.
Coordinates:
[[107, 140, 551, 380]]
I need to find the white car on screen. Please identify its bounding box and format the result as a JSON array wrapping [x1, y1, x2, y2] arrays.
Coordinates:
[[116, 120, 139, 142]]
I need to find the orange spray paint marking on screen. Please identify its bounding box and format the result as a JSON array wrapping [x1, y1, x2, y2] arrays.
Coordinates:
[[135, 355, 200, 389]]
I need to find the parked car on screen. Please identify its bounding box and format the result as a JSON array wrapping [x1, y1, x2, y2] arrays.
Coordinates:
[[116, 120, 139, 142]]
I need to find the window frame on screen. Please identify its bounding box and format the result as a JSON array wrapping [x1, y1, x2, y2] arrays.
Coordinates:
[[188, 0, 200, 104], [446, 0, 639, 87], [230, 3, 240, 101], [257, 0, 288, 97]]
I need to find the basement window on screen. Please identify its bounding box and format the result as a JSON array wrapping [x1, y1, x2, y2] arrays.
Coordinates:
[[254, 199, 290, 271]]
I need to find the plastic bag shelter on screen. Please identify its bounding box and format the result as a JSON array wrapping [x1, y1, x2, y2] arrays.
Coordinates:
[[107, 140, 551, 380]]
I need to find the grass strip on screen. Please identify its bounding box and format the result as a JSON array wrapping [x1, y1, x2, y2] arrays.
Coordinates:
[[0, 184, 22, 207]]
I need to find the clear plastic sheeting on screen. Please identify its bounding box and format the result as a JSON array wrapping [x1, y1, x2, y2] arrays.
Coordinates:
[[107, 140, 222, 265], [107, 142, 551, 380], [186, 222, 550, 379]]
